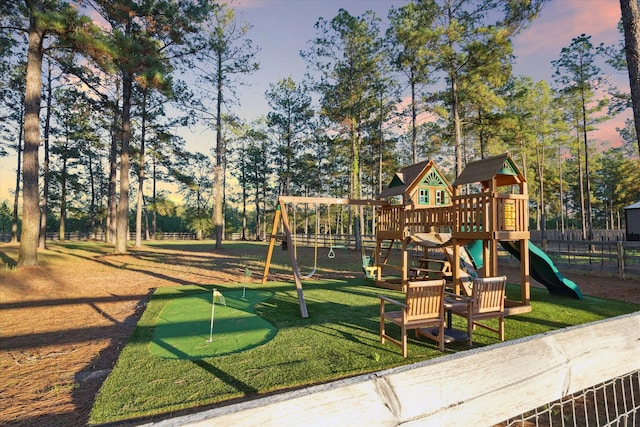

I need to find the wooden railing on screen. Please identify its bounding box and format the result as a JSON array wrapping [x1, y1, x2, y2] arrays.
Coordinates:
[[377, 205, 405, 235], [453, 192, 491, 233], [377, 192, 528, 238], [405, 206, 454, 234]]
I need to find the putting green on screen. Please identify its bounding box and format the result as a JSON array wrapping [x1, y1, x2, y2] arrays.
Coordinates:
[[150, 287, 277, 360]]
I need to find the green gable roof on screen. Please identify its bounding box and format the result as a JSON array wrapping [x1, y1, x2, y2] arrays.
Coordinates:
[[452, 153, 524, 187], [498, 158, 518, 176], [421, 169, 448, 187], [388, 174, 405, 188]]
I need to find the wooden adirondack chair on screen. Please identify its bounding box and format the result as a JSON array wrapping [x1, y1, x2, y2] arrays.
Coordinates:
[[379, 279, 446, 357], [448, 276, 507, 347]]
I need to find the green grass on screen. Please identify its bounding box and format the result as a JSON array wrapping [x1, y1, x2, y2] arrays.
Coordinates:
[[149, 287, 277, 359], [89, 275, 640, 425]]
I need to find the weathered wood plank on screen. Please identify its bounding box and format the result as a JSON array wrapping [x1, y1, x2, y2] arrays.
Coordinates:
[[149, 312, 640, 427]]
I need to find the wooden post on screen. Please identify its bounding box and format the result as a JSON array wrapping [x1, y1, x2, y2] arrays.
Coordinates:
[[520, 239, 530, 305], [279, 203, 309, 318], [262, 205, 282, 285], [262, 196, 390, 317], [617, 241, 625, 279], [401, 238, 409, 283], [374, 235, 382, 281], [452, 240, 461, 295], [491, 238, 498, 276]]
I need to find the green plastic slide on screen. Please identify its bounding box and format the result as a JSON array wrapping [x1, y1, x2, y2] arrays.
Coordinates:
[[500, 240, 582, 299]]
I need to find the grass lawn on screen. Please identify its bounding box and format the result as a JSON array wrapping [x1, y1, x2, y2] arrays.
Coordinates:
[[89, 270, 640, 424]]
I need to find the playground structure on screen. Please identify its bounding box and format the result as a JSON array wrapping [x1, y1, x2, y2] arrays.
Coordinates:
[[262, 196, 386, 317], [262, 154, 580, 318], [374, 154, 533, 315]]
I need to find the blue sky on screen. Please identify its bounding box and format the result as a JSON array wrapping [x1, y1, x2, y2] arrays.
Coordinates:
[[0, 0, 627, 202], [229, 0, 624, 121]]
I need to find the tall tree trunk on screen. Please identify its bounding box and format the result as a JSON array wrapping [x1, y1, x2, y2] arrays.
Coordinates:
[[620, 0, 640, 157], [254, 186, 261, 241], [478, 108, 486, 158], [213, 52, 224, 248], [410, 73, 417, 164], [59, 154, 67, 242], [152, 156, 157, 239], [576, 125, 586, 239], [88, 155, 96, 239], [222, 153, 228, 240], [39, 58, 52, 249], [558, 143, 565, 233], [350, 117, 363, 252], [143, 198, 150, 240], [18, 15, 45, 267], [241, 142, 247, 240], [581, 89, 593, 241], [261, 163, 268, 241], [536, 137, 545, 239], [115, 71, 132, 254], [135, 91, 147, 247], [451, 70, 463, 178], [106, 102, 119, 244], [11, 118, 23, 244]]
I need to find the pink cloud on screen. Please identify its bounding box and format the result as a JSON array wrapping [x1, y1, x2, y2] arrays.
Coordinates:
[[515, 0, 621, 59]]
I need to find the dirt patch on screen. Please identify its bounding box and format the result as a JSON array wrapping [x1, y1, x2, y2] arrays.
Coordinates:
[[499, 261, 640, 305], [1, 241, 638, 426]]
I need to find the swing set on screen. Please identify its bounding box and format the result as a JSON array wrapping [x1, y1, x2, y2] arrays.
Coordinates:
[[261, 196, 387, 318]]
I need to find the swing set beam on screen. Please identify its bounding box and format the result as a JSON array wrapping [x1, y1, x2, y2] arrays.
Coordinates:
[[262, 196, 387, 318], [277, 196, 387, 207]]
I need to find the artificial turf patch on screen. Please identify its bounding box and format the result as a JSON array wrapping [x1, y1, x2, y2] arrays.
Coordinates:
[[149, 286, 277, 359]]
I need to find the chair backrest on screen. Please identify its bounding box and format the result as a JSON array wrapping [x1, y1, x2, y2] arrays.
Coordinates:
[[405, 279, 446, 321], [472, 276, 507, 314]]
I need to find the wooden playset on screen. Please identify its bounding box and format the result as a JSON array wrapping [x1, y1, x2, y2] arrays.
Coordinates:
[[262, 154, 532, 318]]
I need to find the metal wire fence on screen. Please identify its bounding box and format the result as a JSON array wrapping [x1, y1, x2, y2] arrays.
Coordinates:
[[502, 369, 639, 427]]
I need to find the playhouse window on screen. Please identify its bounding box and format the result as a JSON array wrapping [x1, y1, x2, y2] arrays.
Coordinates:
[[436, 190, 448, 205], [419, 189, 430, 205]]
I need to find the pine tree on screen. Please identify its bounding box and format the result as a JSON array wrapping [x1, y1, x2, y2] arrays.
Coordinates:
[[553, 34, 610, 241], [191, 4, 259, 248]]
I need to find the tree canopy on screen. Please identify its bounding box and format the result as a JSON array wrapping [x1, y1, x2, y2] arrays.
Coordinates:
[[1, 0, 639, 263]]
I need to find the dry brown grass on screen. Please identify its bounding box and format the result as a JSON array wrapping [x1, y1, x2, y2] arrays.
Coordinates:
[[1, 240, 638, 426]]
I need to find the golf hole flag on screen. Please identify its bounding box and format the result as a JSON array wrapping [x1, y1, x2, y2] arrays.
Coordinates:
[[208, 289, 226, 342]]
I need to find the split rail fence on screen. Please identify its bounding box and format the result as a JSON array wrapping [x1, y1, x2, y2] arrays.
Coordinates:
[[3, 229, 640, 278]]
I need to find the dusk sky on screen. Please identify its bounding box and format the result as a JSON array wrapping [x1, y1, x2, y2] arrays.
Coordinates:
[[0, 0, 629, 202], [229, 0, 625, 131]]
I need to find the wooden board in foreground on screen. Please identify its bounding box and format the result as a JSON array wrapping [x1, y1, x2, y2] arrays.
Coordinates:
[[148, 312, 640, 427]]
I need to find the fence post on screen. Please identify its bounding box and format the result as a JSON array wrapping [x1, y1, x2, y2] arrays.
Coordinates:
[[617, 241, 625, 279]]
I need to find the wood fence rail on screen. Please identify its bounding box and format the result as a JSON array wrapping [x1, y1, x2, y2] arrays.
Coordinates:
[[2, 231, 639, 278], [146, 312, 640, 427], [527, 239, 640, 279]]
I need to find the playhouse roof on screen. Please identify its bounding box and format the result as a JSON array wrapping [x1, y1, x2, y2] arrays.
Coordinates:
[[452, 153, 525, 187], [624, 201, 640, 210], [378, 159, 446, 199]]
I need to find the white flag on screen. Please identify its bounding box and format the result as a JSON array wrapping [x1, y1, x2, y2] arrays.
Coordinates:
[[213, 289, 226, 306]]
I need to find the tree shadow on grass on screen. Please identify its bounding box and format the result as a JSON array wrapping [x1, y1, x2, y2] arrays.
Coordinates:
[[0, 248, 17, 266], [149, 288, 278, 360]]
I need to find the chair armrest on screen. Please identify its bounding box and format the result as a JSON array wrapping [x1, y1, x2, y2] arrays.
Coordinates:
[[379, 295, 407, 309]]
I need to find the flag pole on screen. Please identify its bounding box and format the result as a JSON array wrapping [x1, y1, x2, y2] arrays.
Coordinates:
[[242, 268, 251, 298], [208, 288, 216, 342]]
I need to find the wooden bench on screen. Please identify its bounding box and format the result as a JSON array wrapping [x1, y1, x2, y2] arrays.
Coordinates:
[[413, 258, 452, 278], [409, 267, 448, 280]]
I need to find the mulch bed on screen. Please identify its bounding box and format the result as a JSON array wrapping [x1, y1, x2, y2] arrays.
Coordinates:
[[1, 241, 638, 426]]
